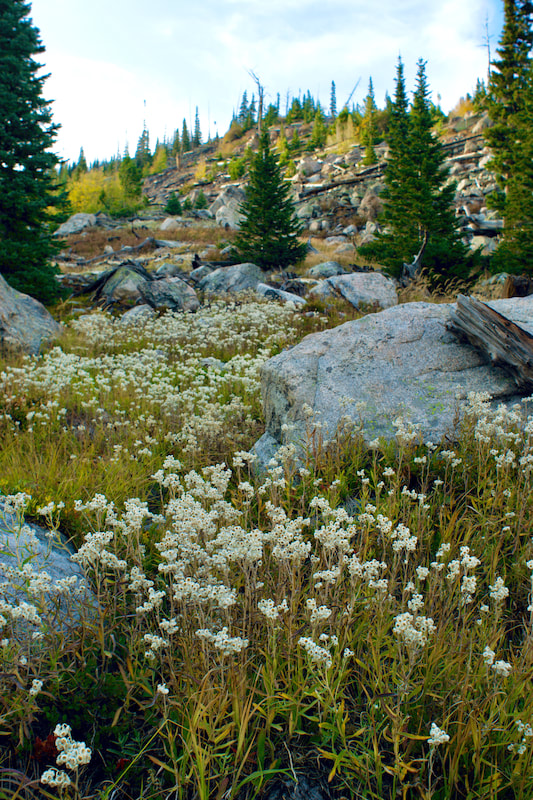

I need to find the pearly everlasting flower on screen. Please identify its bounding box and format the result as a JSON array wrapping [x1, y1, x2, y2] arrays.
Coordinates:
[[489, 576, 509, 604], [492, 659, 512, 678], [298, 636, 333, 669], [428, 723, 450, 747], [29, 679, 43, 697], [41, 768, 71, 788], [157, 683, 169, 695]]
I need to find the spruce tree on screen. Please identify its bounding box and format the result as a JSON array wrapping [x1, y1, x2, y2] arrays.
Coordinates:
[[232, 130, 307, 270], [330, 80, 337, 118], [181, 119, 191, 152], [0, 0, 67, 304], [361, 58, 469, 283], [361, 78, 378, 165], [485, 0, 533, 272], [193, 107, 202, 148]]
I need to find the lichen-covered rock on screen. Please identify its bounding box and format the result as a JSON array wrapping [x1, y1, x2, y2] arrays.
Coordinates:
[[254, 297, 533, 469], [0, 273, 61, 354], [0, 498, 95, 639], [140, 278, 199, 312], [256, 283, 306, 305], [54, 212, 97, 236], [309, 272, 397, 310], [198, 263, 263, 294]]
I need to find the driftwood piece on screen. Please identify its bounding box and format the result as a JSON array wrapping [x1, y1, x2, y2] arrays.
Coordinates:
[[447, 294, 533, 391]]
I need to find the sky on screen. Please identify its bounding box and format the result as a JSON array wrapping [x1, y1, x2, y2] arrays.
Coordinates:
[[29, 0, 504, 165]]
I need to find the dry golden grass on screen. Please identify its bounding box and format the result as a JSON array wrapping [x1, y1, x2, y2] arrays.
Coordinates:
[[59, 223, 238, 261]]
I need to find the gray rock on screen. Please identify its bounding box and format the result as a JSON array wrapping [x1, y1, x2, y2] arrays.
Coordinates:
[[215, 204, 244, 229], [189, 265, 216, 284], [324, 236, 347, 246], [308, 261, 346, 279], [198, 263, 264, 294], [0, 498, 95, 638], [209, 186, 245, 230], [358, 190, 383, 221], [99, 265, 149, 306], [256, 297, 533, 466], [298, 158, 323, 177], [256, 283, 306, 305], [121, 304, 156, 324], [309, 272, 397, 310], [54, 213, 97, 237], [155, 261, 186, 279], [140, 278, 199, 312], [0, 273, 61, 354], [160, 217, 181, 232]]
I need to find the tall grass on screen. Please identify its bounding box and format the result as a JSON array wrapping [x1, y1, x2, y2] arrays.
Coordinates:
[[1, 296, 532, 799]]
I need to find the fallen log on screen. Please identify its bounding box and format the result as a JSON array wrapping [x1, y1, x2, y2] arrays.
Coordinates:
[[447, 294, 533, 391]]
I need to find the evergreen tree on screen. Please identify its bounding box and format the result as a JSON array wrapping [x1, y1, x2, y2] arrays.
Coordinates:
[[118, 154, 142, 199], [309, 106, 327, 149], [361, 78, 378, 165], [76, 147, 88, 173], [171, 128, 181, 159], [361, 58, 469, 283], [135, 123, 151, 170], [232, 130, 307, 270], [485, 0, 533, 272], [0, 0, 68, 304], [330, 80, 337, 118], [238, 91, 249, 124], [193, 107, 202, 148], [181, 119, 191, 152]]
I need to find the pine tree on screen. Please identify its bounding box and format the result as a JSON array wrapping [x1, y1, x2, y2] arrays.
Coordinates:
[[330, 80, 337, 118], [232, 131, 307, 270], [361, 58, 469, 283], [361, 78, 378, 165], [0, 0, 68, 304], [193, 107, 202, 148], [181, 119, 191, 152], [135, 123, 151, 169], [238, 91, 249, 124], [485, 0, 533, 272]]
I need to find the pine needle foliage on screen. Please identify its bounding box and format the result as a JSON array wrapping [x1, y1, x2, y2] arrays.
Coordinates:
[[232, 131, 307, 270], [0, 0, 68, 304], [485, 0, 533, 273], [361, 59, 471, 285]]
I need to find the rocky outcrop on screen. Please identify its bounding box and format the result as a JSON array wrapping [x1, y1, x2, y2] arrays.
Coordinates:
[[54, 213, 97, 236], [0, 274, 61, 354], [198, 262, 263, 294], [0, 498, 95, 639], [308, 262, 346, 279], [209, 185, 245, 230], [140, 277, 200, 312], [256, 283, 306, 305], [254, 296, 533, 467], [309, 272, 398, 310]]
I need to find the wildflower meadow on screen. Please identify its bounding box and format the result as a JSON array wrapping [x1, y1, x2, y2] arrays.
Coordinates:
[[1, 295, 532, 799]]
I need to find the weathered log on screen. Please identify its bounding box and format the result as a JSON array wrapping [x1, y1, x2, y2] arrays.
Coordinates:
[[447, 294, 533, 391]]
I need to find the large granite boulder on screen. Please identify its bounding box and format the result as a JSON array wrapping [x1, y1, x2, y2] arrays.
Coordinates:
[[198, 263, 263, 294], [308, 261, 346, 279], [99, 265, 149, 306], [140, 277, 200, 312], [54, 213, 97, 237], [309, 272, 398, 310], [254, 297, 533, 464], [0, 273, 61, 354], [209, 186, 245, 230], [0, 498, 95, 639], [256, 283, 306, 305]]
